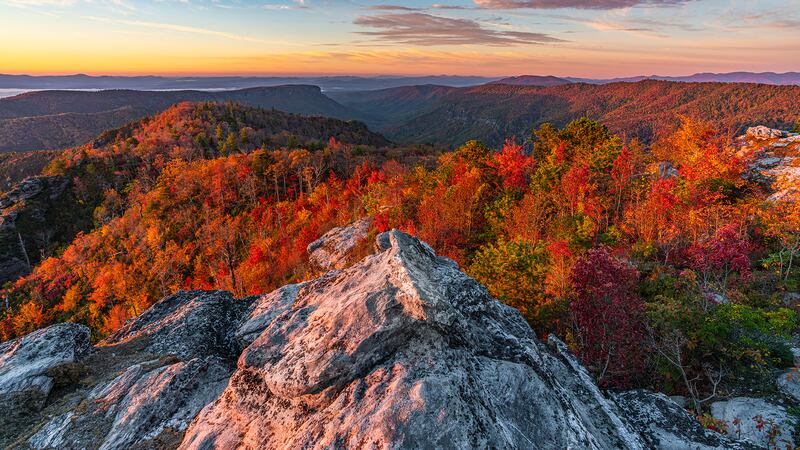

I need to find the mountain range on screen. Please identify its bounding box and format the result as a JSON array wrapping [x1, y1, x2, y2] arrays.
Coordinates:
[[0, 86, 355, 152], [332, 80, 800, 146], [2, 71, 799, 93], [1, 77, 799, 152]]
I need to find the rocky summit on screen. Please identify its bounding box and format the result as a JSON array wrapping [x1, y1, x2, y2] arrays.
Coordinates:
[[0, 229, 768, 449]]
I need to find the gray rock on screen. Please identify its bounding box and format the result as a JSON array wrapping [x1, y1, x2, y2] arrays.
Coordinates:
[[181, 230, 649, 449], [1, 292, 254, 449], [0, 323, 91, 402], [776, 369, 800, 403], [711, 397, 797, 448], [28, 356, 230, 450], [101, 290, 254, 361], [307, 217, 371, 271], [658, 161, 679, 179], [747, 126, 787, 140], [613, 390, 757, 450], [669, 395, 688, 408], [789, 346, 800, 366]]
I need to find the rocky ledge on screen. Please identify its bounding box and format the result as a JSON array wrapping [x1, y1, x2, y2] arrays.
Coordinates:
[[0, 229, 773, 449], [737, 126, 800, 202]]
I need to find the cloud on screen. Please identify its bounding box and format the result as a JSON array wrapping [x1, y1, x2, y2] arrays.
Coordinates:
[[262, 0, 308, 10], [353, 12, 564, 46], [365, 5, 422, 11], [82, 15, 289, 44], [474, 0, 689, 9], [3, 0, 76, 5]]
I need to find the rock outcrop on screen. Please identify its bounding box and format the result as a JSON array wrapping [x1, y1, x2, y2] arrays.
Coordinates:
[[0, 292, 250, 449], [0, 230, 775, 449], [0, 323, 91, 407], [612, 390, 757, 450], [306, 217, 372, 271], [776, 369, 800, 403], [746, 126, 789, 140], [737, 126, 800, 202], [710, 397, 798, 448]]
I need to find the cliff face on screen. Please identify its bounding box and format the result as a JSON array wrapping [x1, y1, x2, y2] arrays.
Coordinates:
[[0, 230, 755, 449]]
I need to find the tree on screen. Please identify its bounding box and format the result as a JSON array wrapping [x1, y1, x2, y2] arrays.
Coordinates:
[[761, 202, 800, 282], [489, 139, 534, 192], [685, 223, 752, 297], [570, 247, 645, 387], [468, 239, 553, 333]]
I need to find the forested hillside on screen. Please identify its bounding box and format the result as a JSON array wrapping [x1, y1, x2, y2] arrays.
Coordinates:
[[2, 102, 799, 422], [0, 86, 357, 151], [333, 80, 800, 146], [0, 102, 390, 285]]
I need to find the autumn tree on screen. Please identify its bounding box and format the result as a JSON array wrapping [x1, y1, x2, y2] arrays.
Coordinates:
[[684, 223, 752, 297], [570, 247, 645, 387]]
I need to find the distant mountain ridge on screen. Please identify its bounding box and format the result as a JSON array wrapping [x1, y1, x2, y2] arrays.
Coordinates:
[[0, 74, 499, 92], [2, 72, 798, 94], [490, 72, 800, 86], [4, 78, 800, 152], [0, 86, 359, 151], [333, 80, 800, 146], [487, 75, 573, 86]]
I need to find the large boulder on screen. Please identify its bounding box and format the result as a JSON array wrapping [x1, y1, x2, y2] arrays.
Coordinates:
[[27, 356, 230, 450], [0, 323, 91, 447], [612, 390, 757, 450], [181, 231, 646, 449], [0, 322, 91, 401], [306, 217, 372, 271], [101, 290, 255, 361], [710, 397, 797, 448], [0, 292, 254, 449]]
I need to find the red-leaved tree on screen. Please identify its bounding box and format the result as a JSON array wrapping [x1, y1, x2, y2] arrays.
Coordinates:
[[685, 223, 752, 298], [570, 247, 645, 387]]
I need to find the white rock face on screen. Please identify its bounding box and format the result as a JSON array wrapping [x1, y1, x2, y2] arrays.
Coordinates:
[[0, 323, 91, 400], [747, 126, 788, 140], [307, 217, 371, 271], [711, 397, 797, 449]]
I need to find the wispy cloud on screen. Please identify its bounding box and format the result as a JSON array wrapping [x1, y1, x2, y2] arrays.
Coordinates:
[[82, 15, 290, 44], [474, 0, 690, 9], [3, 0, 76, 5], [263, 0, 308, 10], [353, 12, 564, 46]]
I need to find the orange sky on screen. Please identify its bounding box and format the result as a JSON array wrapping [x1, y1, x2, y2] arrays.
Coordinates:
[[1, 0, 798, 77]]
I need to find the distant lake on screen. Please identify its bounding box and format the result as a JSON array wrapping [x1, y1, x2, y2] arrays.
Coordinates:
[[0, 89, 30, 98], [0, 88, 250, 99]]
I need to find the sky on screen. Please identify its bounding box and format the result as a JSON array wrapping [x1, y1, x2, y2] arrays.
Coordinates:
[[0, 0, 798, 77]]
